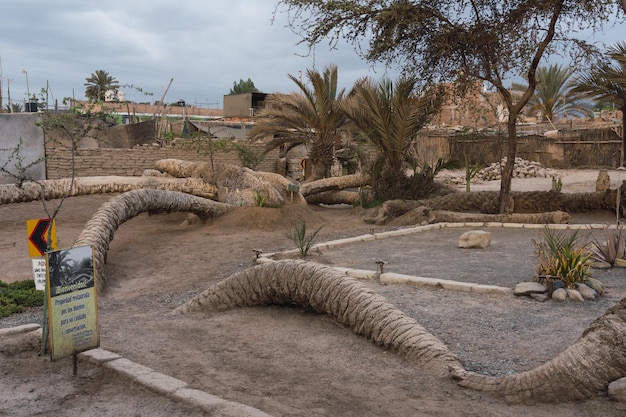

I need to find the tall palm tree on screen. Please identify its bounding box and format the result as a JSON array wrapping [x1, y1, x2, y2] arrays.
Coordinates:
[[572, 42, 626, 167], [512, 64, 592, 123], [248, 65, 348, 181], [84, 70, 119, 102], [340, 77, 442, 199]]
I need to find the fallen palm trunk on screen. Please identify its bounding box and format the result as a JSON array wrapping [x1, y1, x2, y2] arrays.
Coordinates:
[[453, 296, 626, 404], [299, 173, 369, 197], [0, 176, 218, 205], [421, 188, 625, 214], [153, 159, 291, 207], [388, 209, 571, 226], [73, 189, 233, 292], [305, 190, 360, 205], [172, 259, 464, 378]]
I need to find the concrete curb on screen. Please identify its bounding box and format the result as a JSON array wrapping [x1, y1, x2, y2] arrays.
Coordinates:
[[79, 348, 275, 417], [256, 221, 592, 295], [0, 326, 274, 416]]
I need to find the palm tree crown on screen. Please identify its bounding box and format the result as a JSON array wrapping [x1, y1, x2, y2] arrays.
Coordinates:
[[572, 42, 626, 166], [340, 77, 442, 199], [248, 65, 348, 180], [84, 70, 120, 102], [513, 64, 592, 122]]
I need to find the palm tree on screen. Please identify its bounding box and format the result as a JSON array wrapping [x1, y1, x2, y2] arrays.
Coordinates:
[[512, 64, 592, 123], [572, 42, 626, 167], [84, 70, 119, 102], [340, 77, 442, 200], [248, 65, 348, 181]]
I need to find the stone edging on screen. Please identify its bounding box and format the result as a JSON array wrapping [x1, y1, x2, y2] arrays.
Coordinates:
[[1, 324, 273, 417], [257, 221, 616, 295]]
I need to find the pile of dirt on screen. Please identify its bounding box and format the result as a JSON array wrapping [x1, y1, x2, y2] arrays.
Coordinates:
[[1, 171, 626, 416]]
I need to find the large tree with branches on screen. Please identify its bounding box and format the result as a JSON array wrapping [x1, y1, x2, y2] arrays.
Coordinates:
[[276, 0, 621, 213]]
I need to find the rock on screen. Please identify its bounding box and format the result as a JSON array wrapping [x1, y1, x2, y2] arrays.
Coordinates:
[[514, 282, 547, 296], [566, 289, 585, 302], [552, 280, 566, 291], [609, 377, 626, 402], [458, 230, 491, 249], [590, 260, 612, 269], [596, 169, 611, 192], [615, 258, 626, 268], [575, 283, 597, 300], [530, 292, 550, 302], [585, 277, 605, 296], [552, 288, 568, 301]]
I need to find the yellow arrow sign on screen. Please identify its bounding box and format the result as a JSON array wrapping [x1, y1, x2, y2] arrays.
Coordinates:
[[26, 218, 58, 258]]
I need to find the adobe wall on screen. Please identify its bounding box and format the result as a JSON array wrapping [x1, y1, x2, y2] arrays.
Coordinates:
[[416, 126, 623, 169], [45, 140, 279, 179]]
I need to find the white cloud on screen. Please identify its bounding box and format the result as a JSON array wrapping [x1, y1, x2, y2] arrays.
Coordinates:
[[0, 1, 623, 108]]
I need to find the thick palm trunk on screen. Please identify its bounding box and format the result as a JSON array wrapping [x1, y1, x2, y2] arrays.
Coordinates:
[[305, 190, 360, 205], [300, 173, 369, 197], [420, 188, 624, 214], [453, 296, 626, 404], [154, 159, 294, 207], [0, 176, 218, 205], [172, 259, 465, 378], [73, 189, 233, 292]]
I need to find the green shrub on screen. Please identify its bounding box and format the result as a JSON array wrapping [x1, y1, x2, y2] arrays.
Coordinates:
[[254, 191, 267, 207], [286, 222, 322, 257], [0, 280, 44, 318]]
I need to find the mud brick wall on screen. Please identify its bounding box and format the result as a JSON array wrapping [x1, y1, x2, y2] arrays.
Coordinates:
[[45, 142, 279, 179]]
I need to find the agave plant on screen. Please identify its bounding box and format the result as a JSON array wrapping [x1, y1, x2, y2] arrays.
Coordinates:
[[588, 225, 626, 266], [533, 228, 591, 288]]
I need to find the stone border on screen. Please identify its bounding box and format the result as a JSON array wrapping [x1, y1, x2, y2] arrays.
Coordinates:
[[257, 221, 617, 295], [1, 325, 273, 417]]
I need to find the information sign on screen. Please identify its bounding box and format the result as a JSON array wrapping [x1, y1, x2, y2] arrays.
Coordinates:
[[46, 246, 99, 361]]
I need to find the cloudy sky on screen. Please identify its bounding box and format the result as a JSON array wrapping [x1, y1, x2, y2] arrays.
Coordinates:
[[0, 1, 624, 110]]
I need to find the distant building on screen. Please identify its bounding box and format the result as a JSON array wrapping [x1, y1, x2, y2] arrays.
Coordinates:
[[223, 92, 268, 118]]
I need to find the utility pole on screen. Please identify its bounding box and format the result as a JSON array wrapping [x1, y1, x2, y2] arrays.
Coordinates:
[[0, 55, 3, 111], [6, 78, 12, 113], [22, 69, 30, 100]]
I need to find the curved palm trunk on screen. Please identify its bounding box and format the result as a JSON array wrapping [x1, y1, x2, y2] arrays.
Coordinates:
[[453, 296, 626, 404], [172, 259, 465, 378], [73, 189, 233, 292], [0, 176, 218, 205]]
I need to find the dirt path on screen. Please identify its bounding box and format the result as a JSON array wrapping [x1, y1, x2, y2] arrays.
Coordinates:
[[1, 169, 626, 416]]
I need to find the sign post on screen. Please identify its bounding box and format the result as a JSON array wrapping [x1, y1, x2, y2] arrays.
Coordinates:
[[46, 246, 99, 368], [26, 218, 57, 258], [26, 218, 58, 355]]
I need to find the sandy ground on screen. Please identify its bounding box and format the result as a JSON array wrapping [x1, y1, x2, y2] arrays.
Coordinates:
[[1, 169, 626, 417]]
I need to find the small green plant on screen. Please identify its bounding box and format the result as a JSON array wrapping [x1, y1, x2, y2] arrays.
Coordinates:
[[286, 222, 323, 257], [0, 280, 44, 318], [354, 186, 383, 209], [533, 228, 591, 288], [254, 191, 267, 207], [464, 154, 482, 192], [588, 225, 625, 266], [551, 177, 563, 192]]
